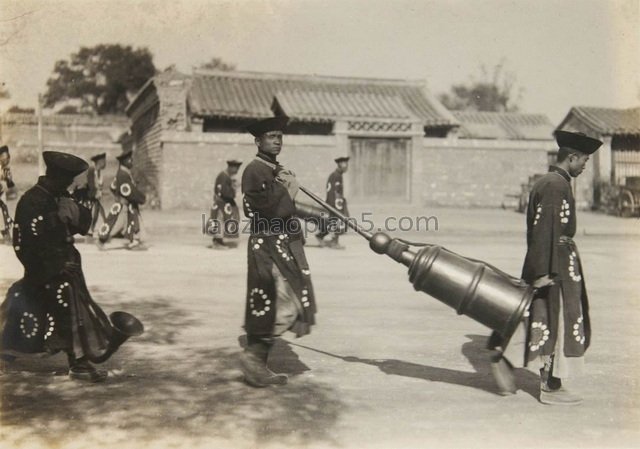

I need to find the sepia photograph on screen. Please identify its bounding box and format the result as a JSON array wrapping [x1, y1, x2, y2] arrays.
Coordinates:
[[0, 1, 638, 448]]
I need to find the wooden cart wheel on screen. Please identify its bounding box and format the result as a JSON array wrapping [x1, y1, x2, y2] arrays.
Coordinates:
[[618, 189, 635, 218]]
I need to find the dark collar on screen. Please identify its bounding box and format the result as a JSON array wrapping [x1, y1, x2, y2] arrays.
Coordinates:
[[549, 165, 571, 182], [35, 176, 60, 197], [256, 152, 278, 165]]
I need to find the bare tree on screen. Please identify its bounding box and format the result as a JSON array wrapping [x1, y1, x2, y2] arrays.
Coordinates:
[[439, 60, 523, 112], [198, 57, 236, 72]]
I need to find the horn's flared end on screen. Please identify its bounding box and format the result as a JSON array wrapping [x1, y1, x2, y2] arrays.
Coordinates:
[[110, 311, 144, 337]]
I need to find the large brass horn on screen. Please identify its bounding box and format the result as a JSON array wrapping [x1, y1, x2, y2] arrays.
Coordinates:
[[94, 311, 144, 363], [68, 275, 144, 364], [299, 186, 533, 344]]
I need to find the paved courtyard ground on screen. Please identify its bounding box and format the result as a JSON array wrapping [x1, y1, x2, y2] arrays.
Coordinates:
[[1, 205, 639, 449]]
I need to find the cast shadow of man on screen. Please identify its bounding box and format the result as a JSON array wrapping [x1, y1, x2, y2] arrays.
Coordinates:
[[292, 334, 539, 398]]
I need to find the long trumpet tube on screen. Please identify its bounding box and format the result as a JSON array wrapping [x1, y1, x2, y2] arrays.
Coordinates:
[[298, 185, 532, 341], [298, 185, 373, 240]]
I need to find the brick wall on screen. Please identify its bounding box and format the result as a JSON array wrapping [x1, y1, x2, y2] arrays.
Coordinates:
[[414, 138, 557, 208], [131, 101, 162, 207], [0, 112, 128, 188], [160, 131, 337, 209], [156, 132, 576, 210]]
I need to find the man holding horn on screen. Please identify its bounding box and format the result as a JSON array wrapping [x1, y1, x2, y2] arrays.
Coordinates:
[[1, 151, 113, 382], [239, 116, 317, 387], [490, 130, 602, 405]]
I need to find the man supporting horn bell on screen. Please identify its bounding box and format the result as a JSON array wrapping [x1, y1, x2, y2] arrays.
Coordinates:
[[489, 130, 602, 405], [1, 151, 114, 382]]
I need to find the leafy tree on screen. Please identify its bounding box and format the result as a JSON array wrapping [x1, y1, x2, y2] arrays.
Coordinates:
[[198, 57, 236, 71], [43, 44, 156, 115], [439, 61, 522, 112]]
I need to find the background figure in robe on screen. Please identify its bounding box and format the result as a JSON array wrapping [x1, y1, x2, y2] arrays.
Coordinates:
[[315, 156, 350, 249], [0, 145, 16, 244], [98, 149, 147, 250], [86, 152, 107, 239], [239, 116, 317, 387], [489, 130, 602, 405], [209, 159, 242, 249]]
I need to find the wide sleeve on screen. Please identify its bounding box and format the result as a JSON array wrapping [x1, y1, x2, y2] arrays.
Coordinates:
[[117, 170, 146, 205], [218, 173, 236, 204], [522, 182, 568, 281], [13, 197, 68, 285], [242, 164, 295, 219], [87, 166, 98, 198], [64, 195, 93, 236]]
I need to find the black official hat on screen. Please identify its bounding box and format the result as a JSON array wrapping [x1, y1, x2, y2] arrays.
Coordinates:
[[554, 130, 602, 155], [334, 156, 350, 163], [226, 159, 243, 166], [116, 149, 133, 162], [91, 152, 106, 162], [245, 116, 289, 137], [0, 145, 9, 156], [43, 151, 88, 177]]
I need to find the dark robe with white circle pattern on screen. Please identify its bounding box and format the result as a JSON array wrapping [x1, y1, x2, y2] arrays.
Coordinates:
[[98, 166, 146, 243], [210, 170, 240, 239], [521, 166, 591, 362], [241, 153, 316, 337], [1, 177, 110, 357]]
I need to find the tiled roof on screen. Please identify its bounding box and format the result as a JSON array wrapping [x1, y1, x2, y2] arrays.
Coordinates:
[[188, 70, 457, 127], [559, 106, 640, 136], [452, 111, 554, 140], [272, 90, 417, 122]]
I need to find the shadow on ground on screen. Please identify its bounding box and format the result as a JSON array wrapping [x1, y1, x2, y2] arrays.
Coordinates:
[[1, 293, 344, 448], [292, 334, 539, 398]]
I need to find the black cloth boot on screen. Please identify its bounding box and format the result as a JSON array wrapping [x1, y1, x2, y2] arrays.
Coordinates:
[[67, 353, 107, 383], [240, 336, 287, 387]]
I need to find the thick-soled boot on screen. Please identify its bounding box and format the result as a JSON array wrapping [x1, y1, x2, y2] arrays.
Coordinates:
[[239, 340, 288, 387], [68, 354, 107, 383], [539, 369, 581, 405]]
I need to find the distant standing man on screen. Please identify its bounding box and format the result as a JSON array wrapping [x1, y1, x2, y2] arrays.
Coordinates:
[[86, 152, 107, 238], [239, 116, 317, 387], [316, 156, 350, 249], [0, 145, 16, 244], [98, 149, 147, 250], [209, 160, 242, 249], [490, 130, 602, 405]]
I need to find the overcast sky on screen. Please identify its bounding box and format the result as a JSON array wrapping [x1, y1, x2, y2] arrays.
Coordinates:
[[1, 0, 638, 123]]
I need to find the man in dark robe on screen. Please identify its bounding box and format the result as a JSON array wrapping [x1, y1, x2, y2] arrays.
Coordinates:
[[1, 151, 112, 382], [489, 130, 602, 405], [239, 116, 317, 387], [209, 159, 242, 249], [315, 156, 350, 249], [0, 145, 16, 244], [98, 149, 147, 250]]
